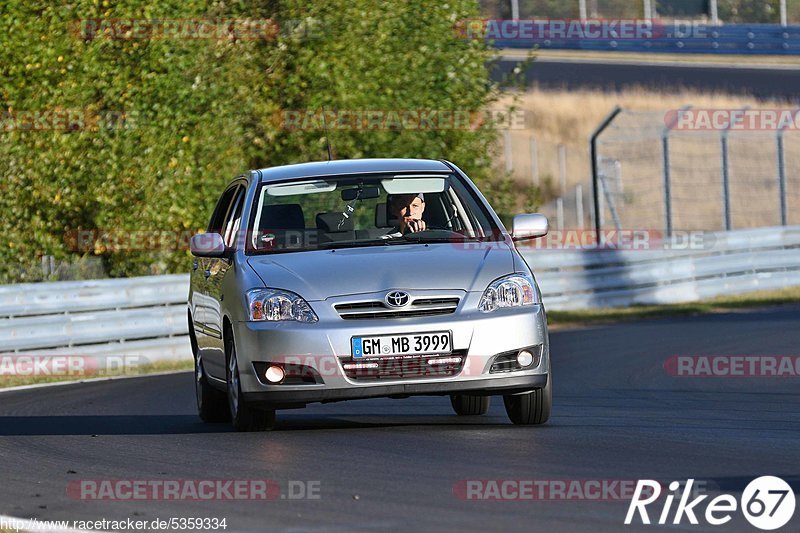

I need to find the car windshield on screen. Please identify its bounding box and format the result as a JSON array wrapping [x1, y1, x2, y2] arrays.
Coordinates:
[[246, 173, 501, 254]]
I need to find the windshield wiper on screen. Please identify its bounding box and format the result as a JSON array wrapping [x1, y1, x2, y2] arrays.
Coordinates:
[[316, 238, 408, 250], [398, 233, 477, 244]]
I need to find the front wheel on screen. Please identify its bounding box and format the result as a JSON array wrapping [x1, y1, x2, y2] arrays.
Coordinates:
[[226, 334, 276, 432], [503, 374, 551, 425], [191, 319, 229, 423], [196, 353, 230, 423], [450, 394, 490, 416]]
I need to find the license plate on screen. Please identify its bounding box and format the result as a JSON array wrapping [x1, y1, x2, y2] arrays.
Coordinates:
[[352, 331, 452, 358]]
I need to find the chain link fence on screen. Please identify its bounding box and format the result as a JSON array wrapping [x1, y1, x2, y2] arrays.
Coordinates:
[[592, 109, 800, 232]]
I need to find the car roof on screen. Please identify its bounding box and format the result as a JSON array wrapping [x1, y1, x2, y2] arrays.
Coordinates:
[[255, 158, 452, 183]]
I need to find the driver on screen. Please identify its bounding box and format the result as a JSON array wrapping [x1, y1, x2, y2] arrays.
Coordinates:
[[384, 193, 426, 238]]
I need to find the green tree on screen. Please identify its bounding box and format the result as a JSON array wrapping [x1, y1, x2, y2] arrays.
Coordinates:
[[0, 0, 505, 282]]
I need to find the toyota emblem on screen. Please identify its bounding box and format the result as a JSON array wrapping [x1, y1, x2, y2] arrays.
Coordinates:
[[385, 290, 410, 308]]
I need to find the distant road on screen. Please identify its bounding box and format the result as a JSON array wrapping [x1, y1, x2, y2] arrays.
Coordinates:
[[492, 56, 800, 100]]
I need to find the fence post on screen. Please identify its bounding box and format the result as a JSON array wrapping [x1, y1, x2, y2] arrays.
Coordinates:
[[556, 198, 564, 231], [661, 132, 673, 238], [530, 137, 539, 185], [777, 125, 788, 226], [661, 105, 691, 238], [503, 130, 513, 174], [590, 106, 622, 246], [557, 144, 567, 230], [720, 131, 731, 231]]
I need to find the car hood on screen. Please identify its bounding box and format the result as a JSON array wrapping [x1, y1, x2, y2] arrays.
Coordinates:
[[246, 242, 515, 300]]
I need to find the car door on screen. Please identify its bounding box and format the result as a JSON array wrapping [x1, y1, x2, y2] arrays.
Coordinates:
[[203, 184, 246, 379], [194, 184, 240, 378]]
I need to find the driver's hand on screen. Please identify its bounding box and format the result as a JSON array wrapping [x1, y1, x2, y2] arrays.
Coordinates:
[[405, 218, 426, 233]]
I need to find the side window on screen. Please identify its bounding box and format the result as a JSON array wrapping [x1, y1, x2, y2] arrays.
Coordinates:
[[222, 186, 246, 248], [207, 186, 238, 234]]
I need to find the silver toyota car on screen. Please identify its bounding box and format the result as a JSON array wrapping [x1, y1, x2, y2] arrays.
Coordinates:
[[188, 158, 551, 431]]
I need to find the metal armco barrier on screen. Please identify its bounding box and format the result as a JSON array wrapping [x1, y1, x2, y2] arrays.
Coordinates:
[[493, 24, 800, 55], [0, 274, 191, 360], [0, 226, 798, 360], [522, 226, 800, 310]]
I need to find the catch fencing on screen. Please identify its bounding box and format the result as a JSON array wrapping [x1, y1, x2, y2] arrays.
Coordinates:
[[0, 226, 798, 359], [590, 107, 800, 236]]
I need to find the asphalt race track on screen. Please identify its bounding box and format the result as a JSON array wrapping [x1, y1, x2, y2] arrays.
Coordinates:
[[491, 57, 800, 101], [1, 306, 798, 531]]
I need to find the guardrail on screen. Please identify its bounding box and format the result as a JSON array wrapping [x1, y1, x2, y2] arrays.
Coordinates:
[[493, 23, 800, 55], [0, 274, 190, 360], [522, 226, 800, 310], [0, 226, 797, 359]]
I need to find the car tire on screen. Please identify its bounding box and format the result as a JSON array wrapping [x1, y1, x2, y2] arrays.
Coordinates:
[[225, 333, 276, 432], [503, 374, 551, 425], [191, 319, 229, 423], [450, 394, 490, 416]]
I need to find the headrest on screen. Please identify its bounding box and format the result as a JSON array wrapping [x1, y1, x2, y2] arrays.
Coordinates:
[[376, 201, 405, 228], [375, 203, 388, 228], [259, 204, 305, 230], [316, 211, 353, 232]]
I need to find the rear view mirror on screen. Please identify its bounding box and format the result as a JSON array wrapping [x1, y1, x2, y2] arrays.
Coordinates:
[[341, 187, 380, 201], [511, 214, 549, 241], [190, 233, 226, 257]]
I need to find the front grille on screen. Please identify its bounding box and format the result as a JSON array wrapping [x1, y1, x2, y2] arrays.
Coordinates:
[[335, 297, 460, 320], [340, 350, 466, 380]]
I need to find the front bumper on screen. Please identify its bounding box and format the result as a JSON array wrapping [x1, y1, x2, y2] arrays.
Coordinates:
[[233, 296, 549, 408], [242, 374, 548, 408]]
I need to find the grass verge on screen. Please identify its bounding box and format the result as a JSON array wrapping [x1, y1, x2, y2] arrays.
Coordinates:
[[547, 286, 800, 328], [0, 358, 193, 390]]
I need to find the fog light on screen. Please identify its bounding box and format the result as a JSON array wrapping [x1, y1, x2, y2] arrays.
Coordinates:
[[517, 350, 534, 367], [265, 365, 285, 384]]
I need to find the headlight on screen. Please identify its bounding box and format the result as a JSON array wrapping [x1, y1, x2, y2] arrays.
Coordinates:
[[246, 289, 318, 323], [478, 273, 540, 313]]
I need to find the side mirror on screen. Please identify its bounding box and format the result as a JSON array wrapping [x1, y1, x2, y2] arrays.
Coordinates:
[[190, 233, 227, 257], [511, 214, 549, 241]]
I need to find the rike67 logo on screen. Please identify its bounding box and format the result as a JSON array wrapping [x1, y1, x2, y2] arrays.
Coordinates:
[[626, 477, 795, 530]]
